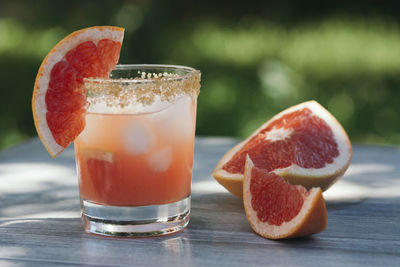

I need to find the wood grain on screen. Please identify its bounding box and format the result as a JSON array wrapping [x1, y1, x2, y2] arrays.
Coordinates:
[[0, 138, 399, 266]]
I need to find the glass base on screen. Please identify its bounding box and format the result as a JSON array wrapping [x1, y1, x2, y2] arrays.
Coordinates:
[[81, 196, 190, 237]]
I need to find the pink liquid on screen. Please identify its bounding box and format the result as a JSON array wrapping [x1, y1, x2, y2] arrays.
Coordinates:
[[74, 96, 197, 206]]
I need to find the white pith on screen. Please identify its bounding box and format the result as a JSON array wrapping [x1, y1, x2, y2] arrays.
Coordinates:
[[81, 149, 114, 163], [33, 27, 124, 156], [213, 100, 352, 180], [264, 127, 292, 142]]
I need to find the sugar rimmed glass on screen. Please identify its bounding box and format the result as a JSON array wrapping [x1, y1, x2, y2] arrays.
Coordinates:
[[74, 64, 200, 237]]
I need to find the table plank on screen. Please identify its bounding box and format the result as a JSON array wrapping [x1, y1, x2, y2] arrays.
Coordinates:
[[0, 137, 399, 266]]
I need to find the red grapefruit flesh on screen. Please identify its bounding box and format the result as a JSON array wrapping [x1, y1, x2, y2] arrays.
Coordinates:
[[243, 156, 327, 239], [212, 101, 352, 198], [77, 149, 117, 205], [32, 26, 124, 157]]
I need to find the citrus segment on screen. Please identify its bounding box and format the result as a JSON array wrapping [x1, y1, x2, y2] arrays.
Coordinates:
[[46, 109, 85, 148], [250, 167, 305, 225], [212, 101, 352, 198], [243, 156, 327, 239], [32, 26, 124, 157], [223, 108, 339, 174], [80, 149, 116, 203], [97, 39, 123, 71], [46, 61, 85, 113]]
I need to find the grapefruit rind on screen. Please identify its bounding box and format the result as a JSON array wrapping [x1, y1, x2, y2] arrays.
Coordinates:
[[243, 156, 327, 239], [79, 148, 115, 163], [212, 100, 352, 198], [32, 26, 125, 157]]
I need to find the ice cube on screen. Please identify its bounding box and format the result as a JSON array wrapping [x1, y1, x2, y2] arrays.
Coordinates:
[[78, 113, 103, 145], [172, 96, 194, 134], [148, 147, 172, 172], [122, 121, 154, 155], [150, 95, 195, 141]]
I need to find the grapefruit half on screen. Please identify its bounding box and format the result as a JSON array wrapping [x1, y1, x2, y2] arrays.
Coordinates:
[[32, 26, 124, 157], [212, 101, 352, 198], [243, 156, 327, 239]]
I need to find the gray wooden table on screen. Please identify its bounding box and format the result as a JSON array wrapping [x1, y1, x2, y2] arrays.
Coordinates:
[[0, 137, 399, 266]]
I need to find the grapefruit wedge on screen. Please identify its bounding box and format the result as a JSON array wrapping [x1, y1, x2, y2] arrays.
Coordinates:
[[243, 156, 327, 239], [77, 148, 117, 204], [32, 26, 124, 157], [212, 101, 352, 198]]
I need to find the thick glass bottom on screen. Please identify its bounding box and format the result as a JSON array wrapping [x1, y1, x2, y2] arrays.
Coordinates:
[[81, 196, 190, 237]]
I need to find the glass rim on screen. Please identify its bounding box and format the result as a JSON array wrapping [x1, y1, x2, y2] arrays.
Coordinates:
[[84, 63, 201, 108], [84, 64, 200, 84]]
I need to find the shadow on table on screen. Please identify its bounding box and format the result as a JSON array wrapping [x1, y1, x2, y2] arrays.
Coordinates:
[[0, 185, 398, 266], [0, 182, 80, 219], [190, 191, 251, 232]]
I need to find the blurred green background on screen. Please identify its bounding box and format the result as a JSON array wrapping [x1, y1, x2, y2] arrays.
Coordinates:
[[1, 0, 400, 150]]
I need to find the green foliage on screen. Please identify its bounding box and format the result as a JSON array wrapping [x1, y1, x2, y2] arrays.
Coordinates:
[[1, 0, 400, 149]]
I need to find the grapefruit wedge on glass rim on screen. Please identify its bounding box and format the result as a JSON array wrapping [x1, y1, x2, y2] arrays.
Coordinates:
[[212, 101, 352, 198], [32, 26, 124, 157], [243, 156, 327, 239]]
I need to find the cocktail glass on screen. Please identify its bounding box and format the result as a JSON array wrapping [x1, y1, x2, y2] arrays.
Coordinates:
[[74, 64, 200, 237]]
